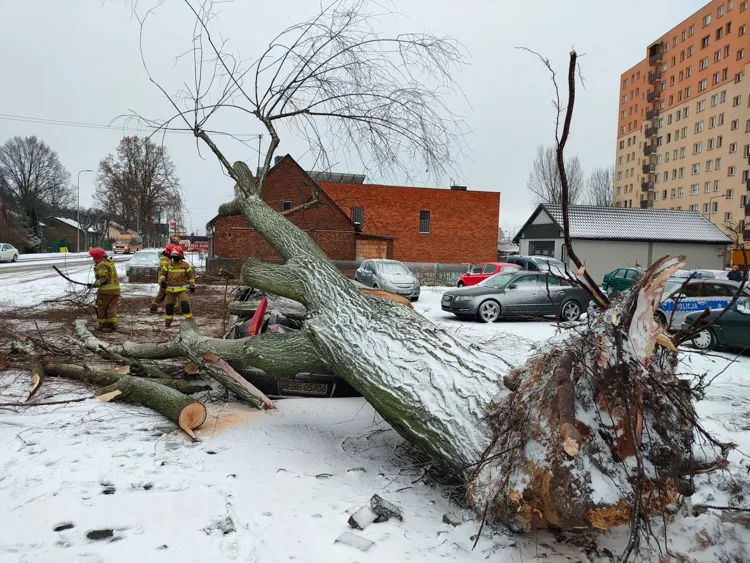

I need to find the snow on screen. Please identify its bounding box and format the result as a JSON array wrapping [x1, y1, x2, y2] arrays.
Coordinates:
[[1, 282, 749, 561], [51, 217, 97, 233]]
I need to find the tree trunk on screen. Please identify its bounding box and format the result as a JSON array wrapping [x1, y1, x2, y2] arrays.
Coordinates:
[[99, 159, 708, 531], [44, 363, 211, 394]]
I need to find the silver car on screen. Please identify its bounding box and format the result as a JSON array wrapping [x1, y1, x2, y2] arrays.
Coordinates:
[[657, 278, 750, 330], [355, 259, 420, 301]]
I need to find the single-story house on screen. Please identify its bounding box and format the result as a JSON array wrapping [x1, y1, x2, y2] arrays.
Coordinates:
[[207, 155, 500, 267], [42, 217, 96, 253], [512, 204, 731, 282]]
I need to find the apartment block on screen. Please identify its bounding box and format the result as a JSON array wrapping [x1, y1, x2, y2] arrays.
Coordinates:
[[614, 0, 750, 242]]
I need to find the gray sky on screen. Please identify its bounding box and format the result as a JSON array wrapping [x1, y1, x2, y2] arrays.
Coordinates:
[[0, 0, 709, 236]]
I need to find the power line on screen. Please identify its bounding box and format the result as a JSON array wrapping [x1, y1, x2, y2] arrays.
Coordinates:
[[0, 113, 262, 140]]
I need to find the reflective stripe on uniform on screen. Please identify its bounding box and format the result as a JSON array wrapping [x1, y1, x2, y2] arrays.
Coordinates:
[[97, 318, 108, 324], [167, 286, 189, 293], [167, 267, 192, 273], [99, 284, 120, 291], [183, 312, 193, 319], [165, 315, 174, 320]]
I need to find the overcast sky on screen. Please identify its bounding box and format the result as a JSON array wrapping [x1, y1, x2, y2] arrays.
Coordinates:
[[0, 0, 709, 236]]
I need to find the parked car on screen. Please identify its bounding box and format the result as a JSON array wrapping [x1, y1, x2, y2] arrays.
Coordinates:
[[602, 267, 641, 293], [441, 270, 588, 323], [682, 297, 750, 351], [505, 255, 567, 276], [656, 278, 750, 330], [0, 243, 19, 263], [457, 262, 521, 287], [354, 259, 420, 301], [125, 249, 162, 282]]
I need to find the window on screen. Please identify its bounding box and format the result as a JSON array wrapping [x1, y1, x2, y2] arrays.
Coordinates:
[[351, 207, 364, 230], [719, 4, 726, 16], [715, 49, 722, 63], [716, 157, 722, 168], [682, 30, 687, 41], [738, 48, 746, 59], [705, 181, 712, 193], [735, 72, 744, 82], [680, 147, 687, 158], [671, 188, 676, 198], [742, 1, 748, 12], [679, 166, 685, 177], [713, 201, 720, 213], [680, 50, 686, 62], [419, 211, 430, 233], [711, 93, 719, 106], [727, 20, 733, 31], [725, 212, 733, 221], [690, 24, 696, 36], [721, 90, 727, 104], [678, 186, 684, 197], [667, 133, 672, 143], [733, 95, 742, 106], [696, 120, 705, 133], [740, 24, 747, 35], [703, 202, 710, 213], [701, 35, 710, 48], [707, 159, 713, 171], [730, 142, 738, 152], [619, 140, 625, 149], [679, 70, 684, 82], [731, 119, 740, 129], [281, 200, 293, 211], [746, 119, 750, 133], [683, 107, 689, 118], [691, 184, 700, 195], [727, 189, 735, 199], [699, 79, 708, 91], [692, 162, 701, 174], [718, 113, 725, 125], [682, 126, 688, 136], [668, 114, 673, 124], [728, 165, 736, 176], [672, 169, 677, 179], [617, 186, 622, 195], [723, 67, 730, 80], [686, 86, 692, 97], [689, 46, 695, 57], [709, 116, 716, 128], [619, 156, 624, 164], [715, 179, 721, 191], [690, 204, 698, 211], [704, 13, 712, 26]]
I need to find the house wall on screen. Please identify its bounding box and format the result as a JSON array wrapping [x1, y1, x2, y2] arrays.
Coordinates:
[[210, 158, 356, 262], [319, 182, 500, 264], [43, 222, 81, 252]]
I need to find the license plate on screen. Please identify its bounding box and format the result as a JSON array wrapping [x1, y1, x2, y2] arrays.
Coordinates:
[[279, 380, 330, 397]]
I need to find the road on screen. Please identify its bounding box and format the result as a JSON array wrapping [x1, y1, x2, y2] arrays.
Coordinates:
[[0, 254, 131, 276]]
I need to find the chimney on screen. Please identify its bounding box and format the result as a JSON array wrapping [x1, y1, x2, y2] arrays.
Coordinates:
[[450, 185, 467, 191], [274, 156, 284, 165]]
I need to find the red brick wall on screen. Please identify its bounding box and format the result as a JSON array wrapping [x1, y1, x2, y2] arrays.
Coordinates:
[[210, 158, 356, 261], [319, 183, 500, 264]]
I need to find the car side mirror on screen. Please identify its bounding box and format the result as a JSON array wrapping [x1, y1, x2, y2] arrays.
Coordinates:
[[507, 283, 518, 290]]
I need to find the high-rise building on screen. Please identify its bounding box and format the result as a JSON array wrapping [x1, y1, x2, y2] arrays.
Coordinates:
[[614, 0, 750, 242]]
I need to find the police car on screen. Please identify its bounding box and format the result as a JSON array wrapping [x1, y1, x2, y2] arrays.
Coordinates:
[[656, 278, 750, 330]]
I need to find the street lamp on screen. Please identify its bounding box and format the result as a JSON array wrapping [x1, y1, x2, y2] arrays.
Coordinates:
[[707, 193, 726, 224], [77, 169, 93, 253]]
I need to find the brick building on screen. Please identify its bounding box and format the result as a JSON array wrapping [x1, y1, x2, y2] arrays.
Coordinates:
[[207, 155, 500, 265]]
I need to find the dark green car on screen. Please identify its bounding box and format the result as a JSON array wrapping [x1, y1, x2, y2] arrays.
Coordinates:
[[602, 268, 641, 293], [682, 298, 750, 351]]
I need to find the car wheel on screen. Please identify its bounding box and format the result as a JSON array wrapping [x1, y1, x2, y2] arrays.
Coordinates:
[[457, 281, 465, 287], [690, 327, 717, 351], [372, 284, 379, 290], [560, 300, 582, 321], [11, 254, 18, 262], [606, 284, 613, 294], [410, 296, 419, 302], [477, 300, 500, 323]]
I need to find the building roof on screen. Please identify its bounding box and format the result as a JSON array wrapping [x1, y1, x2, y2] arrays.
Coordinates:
[[513, 204, 731, 245], [51, 217, 96, 233]]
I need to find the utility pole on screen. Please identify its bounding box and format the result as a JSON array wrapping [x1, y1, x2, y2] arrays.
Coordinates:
[[77, 169, 93, 253]]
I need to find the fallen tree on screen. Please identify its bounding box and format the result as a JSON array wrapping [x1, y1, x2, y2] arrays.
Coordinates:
[[74, 0, 732, 556]]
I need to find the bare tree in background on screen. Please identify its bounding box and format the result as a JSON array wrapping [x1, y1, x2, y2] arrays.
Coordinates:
[[584, 166, 614, 206], [94, 136, 182, 237], [0, 136, 73, 247], [526, 144, 584, 205]]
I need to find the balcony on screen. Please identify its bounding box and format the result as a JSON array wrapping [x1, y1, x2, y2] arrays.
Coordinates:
[[646, 90, 660, 102], [649, 52, 663, 65], [640, 199, 654, 209], [644, 145, 657, 156], [641, 181, 654, 191], [645, 127, 659, 137], [648, 71, 662, 84], [642, 163, 656, 174], [645, 108, 660, 120]]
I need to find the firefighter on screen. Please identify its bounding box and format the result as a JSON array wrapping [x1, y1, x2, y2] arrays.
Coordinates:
[[150, 244, 176, 313], [160, 245, 196, 327], [88, 247, 120, 332]]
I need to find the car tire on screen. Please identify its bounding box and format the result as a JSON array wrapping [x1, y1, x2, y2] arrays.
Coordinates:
[[477, 300, 500, 323], [457, 281, 465, 287], [410, 296, 419, 302], [372, 284, 379, 290], [606, 284, 613, 294], [560, 300, 582, 322], [11, 254, 18, 262], [690, 327, 717, 351]]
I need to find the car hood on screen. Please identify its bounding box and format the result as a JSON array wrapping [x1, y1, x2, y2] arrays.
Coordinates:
[[444, 285, 502, 298], [383, 272, 416, 284]]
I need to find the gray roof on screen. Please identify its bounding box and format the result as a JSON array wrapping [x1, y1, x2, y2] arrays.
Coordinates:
[[516, 204, 731, 244]]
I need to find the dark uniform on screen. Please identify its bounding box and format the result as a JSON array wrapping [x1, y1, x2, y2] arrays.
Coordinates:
[[94, 258, 120, 331], [160, 258, 196, 327]]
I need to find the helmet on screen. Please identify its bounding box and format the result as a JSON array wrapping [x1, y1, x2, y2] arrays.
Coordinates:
[[89, 247, 106, 261], [164, 243, 176, 256], [170, 246, 184, 259]]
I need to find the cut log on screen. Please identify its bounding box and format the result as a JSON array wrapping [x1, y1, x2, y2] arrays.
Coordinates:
[[93, 375, 207, 439], [44, 364, 211, 394], [27, 357, 46, 402], [199, 354, 275, 410]]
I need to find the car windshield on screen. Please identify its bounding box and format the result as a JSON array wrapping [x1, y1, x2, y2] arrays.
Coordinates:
[[129, 251, 160, 266], [478, 273, 517, 288], [379, 262, 411, 275], [115, 237, 131, 244]]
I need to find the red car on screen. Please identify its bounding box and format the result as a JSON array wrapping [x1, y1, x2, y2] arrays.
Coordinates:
[[457, 262, 522, 287]]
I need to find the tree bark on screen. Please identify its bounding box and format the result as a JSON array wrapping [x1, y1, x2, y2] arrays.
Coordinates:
[[44, 363, 211, 394]]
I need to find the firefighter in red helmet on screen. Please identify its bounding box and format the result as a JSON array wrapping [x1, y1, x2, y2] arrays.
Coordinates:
[[160, 245, 196, 328], [150, 244, 176, 313], [88, 247, 120, 332]]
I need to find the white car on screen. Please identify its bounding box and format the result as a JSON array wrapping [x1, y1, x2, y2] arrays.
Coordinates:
[[0, 243, 19, 262]]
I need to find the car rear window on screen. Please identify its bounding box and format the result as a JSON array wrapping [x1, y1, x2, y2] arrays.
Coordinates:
[[483, 264, 497, 274]]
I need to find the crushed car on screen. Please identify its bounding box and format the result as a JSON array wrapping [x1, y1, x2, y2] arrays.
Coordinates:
[[225, 287, 359, 398]]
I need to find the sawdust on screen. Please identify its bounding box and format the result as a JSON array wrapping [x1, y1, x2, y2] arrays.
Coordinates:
[[198, 403, 266, 435]]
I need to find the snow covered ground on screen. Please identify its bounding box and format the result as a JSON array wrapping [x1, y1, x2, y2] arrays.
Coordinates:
[[0, 285, 749, 561]]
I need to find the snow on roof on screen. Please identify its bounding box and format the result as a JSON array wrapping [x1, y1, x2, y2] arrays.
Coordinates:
[[52, 217, 97, 233], [517, 204, 731, 245]]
